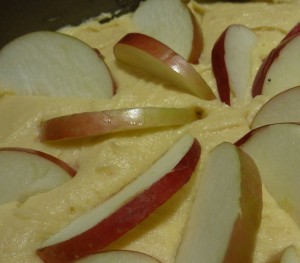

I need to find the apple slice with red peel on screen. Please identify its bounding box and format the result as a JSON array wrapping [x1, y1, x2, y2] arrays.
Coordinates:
[[114, 33, 215, 100], [279, 246, 300, 263], [237, 123, 300, 225], [133, 0, 203, 64], [37, 134, 201, 263], [175, 142, 262, 263], [252, 32, 300, 98], [251, 86, 300, 129], [0, 31, 115, 98], [76, 250, 161, 263], [212, 24, 257, 105], [0, 147, 76, 205], [41, 106, 202, 141]]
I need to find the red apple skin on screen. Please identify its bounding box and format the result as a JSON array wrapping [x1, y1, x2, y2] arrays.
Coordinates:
[[235, 128, 259, 147], [0, 147, 76, 177], [37, 139, 201, 263], [114, 33, 215, 100], [252, 25, 300, 97], [252, 43, 282, 97], [93, 48, 117, 95], [211, 27, 230, 105], [223, 148, 262, 263], [188, 9, 203, 64], [40, 107, 202, 141]]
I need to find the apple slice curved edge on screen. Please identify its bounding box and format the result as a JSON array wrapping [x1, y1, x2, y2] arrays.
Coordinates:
[[0, 147, 76, 205], [212, 24, 257, 105], [252, 31, 300, 98], [0, 31, 115, 98], [251, 86, 300, 129], [114, 33, 215, 100], [41, 107, 203, 141], [37, 134, 201, 263], [237, 123, 300, 226], [133, 0, 203, 64], [175, 142, 262, 263]]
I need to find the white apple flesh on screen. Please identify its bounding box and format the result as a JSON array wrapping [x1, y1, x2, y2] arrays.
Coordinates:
[[37, 135, 201, 262], [237, 123, 300, 226], [0, 147, 76, 205], [76, 250, 161, 263], [0, 31, 115, 98], [41, 106, 203, 141], [133, 0, 203, 64], [251, 86, 300, 129], [252, 32, 300, 98], [280, 246, 300, 263], [212, 24, 257, 105], [175, 142, 262, 263], [114, 33, 215, 100]]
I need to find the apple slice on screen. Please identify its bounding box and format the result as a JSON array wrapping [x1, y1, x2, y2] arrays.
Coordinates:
[[133, 0, 203, 64], [175, 142, 262, 263], [212, 24, 257, 105], [41, 106, 202, 141], [0, 31, 115, 98], [252, 31, 300, 98], [237, 123, 300, 225], [76, 250, 161, 263], [251, 86, 300, 129], [0, 147, 76, 205], [279, 246, 300, 263], [114, 33, 215, 100], [37, 134, 201, 262]]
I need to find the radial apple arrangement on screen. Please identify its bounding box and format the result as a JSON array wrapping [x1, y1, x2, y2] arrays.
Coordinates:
[[1, 0, 300, 262]]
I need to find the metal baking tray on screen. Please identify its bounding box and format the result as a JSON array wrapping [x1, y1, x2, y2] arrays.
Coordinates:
[[1, 0, 143, 48]]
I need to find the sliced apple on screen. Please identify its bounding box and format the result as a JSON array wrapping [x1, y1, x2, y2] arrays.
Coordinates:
[[0, 31, 115, 98], [41, 106, 203, 141], [175, 142, 262, 263], [212, 24, 257, 105], [280, 246, 300, 263], [252, 32, 300, 98], [237, 123, 300, 225], [133, 0, 203, 64], [0, 147, 76, 205], [251, 86, 300, 129], [76, 250, 161, 263], [114, 33, 215, 100], [37, 134, 201, 262]]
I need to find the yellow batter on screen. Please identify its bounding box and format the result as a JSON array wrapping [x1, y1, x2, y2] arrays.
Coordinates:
[[0, 1, 300, 262]]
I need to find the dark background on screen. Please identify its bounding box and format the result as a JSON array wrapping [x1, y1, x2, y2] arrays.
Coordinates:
[[0, 0, 142, 48]]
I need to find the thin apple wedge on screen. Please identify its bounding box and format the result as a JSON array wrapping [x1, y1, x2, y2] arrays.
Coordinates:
[[252, 30, 300, 98], [0, 147, 76, 205], [0, 31, 115, 98], [133, 0, 203, 64], [251, 86, 300, 129], [114, 33, 215, 100], [37, 134, 201, 262], [237, 123, 300, 225], [212, 24, 257, 105], [175, 142, 262, 263], [76, 250, 161, 263], [41, 106, 202, 141]]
